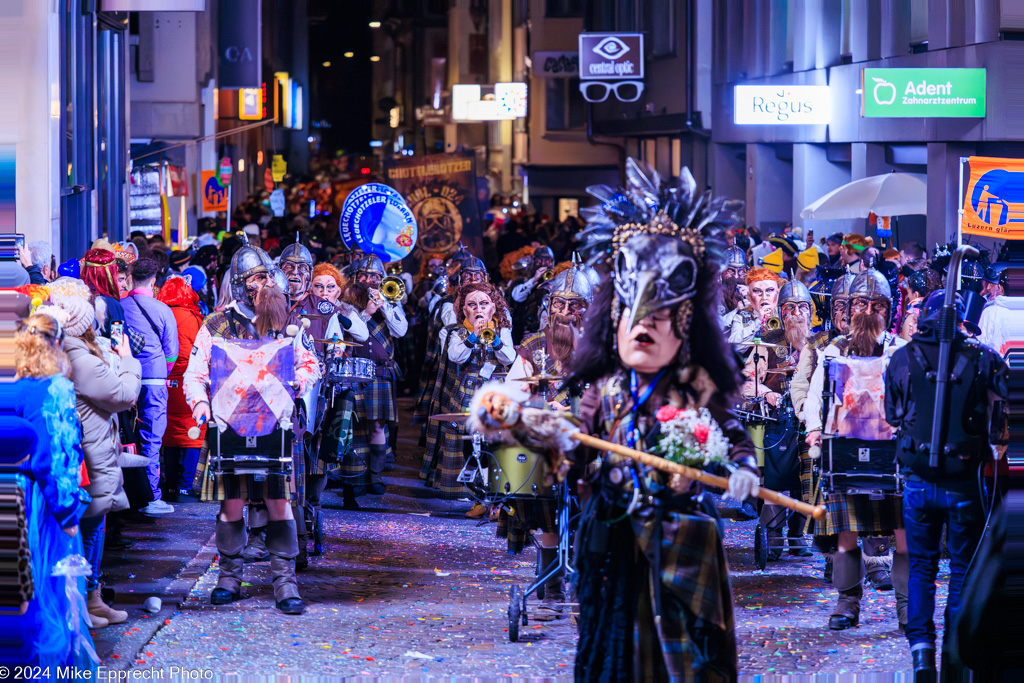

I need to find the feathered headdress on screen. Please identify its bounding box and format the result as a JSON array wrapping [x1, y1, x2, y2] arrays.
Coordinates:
[[577, 158, 743, 335]]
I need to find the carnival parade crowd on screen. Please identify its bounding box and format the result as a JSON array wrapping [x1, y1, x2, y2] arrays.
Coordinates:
[[1, 158, 1012, 681]]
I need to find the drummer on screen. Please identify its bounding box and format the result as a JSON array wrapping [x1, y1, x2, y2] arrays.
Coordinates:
[[279, 245, 368, 543], [741, 281, 815, 559], [421, 283, 515, 505], [500, 265, 593, 620]]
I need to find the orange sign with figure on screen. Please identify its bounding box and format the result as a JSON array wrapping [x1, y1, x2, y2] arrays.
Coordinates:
[[201, 170, 228, 213], [962, 156, 1024, 239]]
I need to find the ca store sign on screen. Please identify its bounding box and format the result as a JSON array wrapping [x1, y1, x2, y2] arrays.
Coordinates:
[[734, 85, 831, 125]]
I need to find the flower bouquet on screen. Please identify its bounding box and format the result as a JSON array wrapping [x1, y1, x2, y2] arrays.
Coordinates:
[[651, 405, 731, 469]]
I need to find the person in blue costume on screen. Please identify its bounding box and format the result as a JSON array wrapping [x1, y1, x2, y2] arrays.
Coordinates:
[[0, 312, 96, 670]]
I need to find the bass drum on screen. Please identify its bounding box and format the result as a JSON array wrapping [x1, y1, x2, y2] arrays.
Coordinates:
[[486, 445, 555, 500]]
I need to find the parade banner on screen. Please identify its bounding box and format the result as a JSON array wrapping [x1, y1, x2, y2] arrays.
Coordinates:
[[962, 156, 1024, 240], [382, 152, 484, 257]]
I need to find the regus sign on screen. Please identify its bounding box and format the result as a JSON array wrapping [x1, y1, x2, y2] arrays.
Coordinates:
[[734, 85, 831, 125], [862, 68, 986, 118]]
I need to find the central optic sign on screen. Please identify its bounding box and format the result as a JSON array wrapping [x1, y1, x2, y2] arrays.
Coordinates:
[[862, 68, 986, 118], [734, 85, 831, 125], [578, 33, 645, 103]]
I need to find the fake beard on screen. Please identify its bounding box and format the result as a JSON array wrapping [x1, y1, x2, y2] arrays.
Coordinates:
[[548, 313, 580, 362], [849, 310, 885, 356], [722, 276, 743, 310], [343, 283, 371, 310], [783, 312, 811, 348]]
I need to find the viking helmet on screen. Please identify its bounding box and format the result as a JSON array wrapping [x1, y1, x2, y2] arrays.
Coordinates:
[[355, 254, 386, 280], [230, 245, 285, 308], [849, 268, 893, 324], [533, 246, 554, 262], [550, 265, 595, 305], [280, 242, 313, 268], [458, 256, 488, 285], [724, 246, 748, 271], [831, 273, 856, 302], [779, 280, 813, 308]]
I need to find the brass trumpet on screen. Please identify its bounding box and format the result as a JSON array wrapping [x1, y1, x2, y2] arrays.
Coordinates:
[[540, 269, 555, 282], [764, 316, 782, 331], [479, 327, 497, 345], [380, 275, 406, 302]]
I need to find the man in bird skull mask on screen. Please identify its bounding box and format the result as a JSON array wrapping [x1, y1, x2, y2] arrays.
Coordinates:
[[498, 160, 759, 678]]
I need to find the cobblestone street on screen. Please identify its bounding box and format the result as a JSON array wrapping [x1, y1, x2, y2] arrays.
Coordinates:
[[100, 401, 943, 678]]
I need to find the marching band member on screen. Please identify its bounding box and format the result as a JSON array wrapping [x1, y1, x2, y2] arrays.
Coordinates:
[[804, 269, 908, 631], [422, 283, 514, 501], [279, 242, 368, 559], [509, 246, 555, 344], [718, 246, 749, 324], [344, 255, 407, 497], [727, 267, 782, 345], [500, 265, 593, 619], [184, 246, 320, 615]]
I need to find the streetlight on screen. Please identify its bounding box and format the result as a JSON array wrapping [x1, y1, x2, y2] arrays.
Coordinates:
[[344, 52, 354, 58], [369, 21, 381, 28], [370, 56, 380, 62], [322, 61, 331, 67]]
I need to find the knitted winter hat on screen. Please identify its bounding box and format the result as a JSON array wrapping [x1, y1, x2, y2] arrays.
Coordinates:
[[49, 293, 95, 337]]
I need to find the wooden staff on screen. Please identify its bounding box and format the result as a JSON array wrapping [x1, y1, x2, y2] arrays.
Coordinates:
[[572, 432, 825, 521]]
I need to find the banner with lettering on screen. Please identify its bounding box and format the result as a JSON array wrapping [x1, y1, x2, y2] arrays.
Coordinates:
[[382, 152, 484, 257], [962, 156, 1024, 240]]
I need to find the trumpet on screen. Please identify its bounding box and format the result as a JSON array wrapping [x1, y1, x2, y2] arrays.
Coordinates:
[[764, 316, 782, 331], [479, 327, 496, 345], [539, 269, 555, 282], [380, 275, 406, 303]]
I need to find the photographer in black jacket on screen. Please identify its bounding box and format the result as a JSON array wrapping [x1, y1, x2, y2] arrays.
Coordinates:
[[884, 290, 1009, 681]]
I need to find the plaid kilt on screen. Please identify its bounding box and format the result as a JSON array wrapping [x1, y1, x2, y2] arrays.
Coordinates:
[[815, 491, 904, 537], [195, 441, 300, 504], [420, 325, 459, 480], [495, 497, 558, 555], [307, 390, 354, 476], [412, 308, 447, 425], [353, 378, 397, 423]]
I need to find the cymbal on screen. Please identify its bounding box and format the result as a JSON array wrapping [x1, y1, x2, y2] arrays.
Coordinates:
[[428, 412, 470, 422], [312, 338, 362, 346], [734, 340, 788, 350], [765, 366, 797, 375], [516, 374, 566, 383]]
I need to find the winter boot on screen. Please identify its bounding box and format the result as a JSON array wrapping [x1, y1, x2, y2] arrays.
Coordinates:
[[266, 519, 304, 615], [211, 518, 246, 605], [863, 536, 894, 590], [533, 546, 565, 621], [88, 589, 127, 625], [367, 444, 388, 495], [912, 646, 937, 683], [828, 548, 864, 630], [86, 611, 109, 630], [892, 551, 910, 630], [244, 504, 269, 562], [342, 484, 361, 511]]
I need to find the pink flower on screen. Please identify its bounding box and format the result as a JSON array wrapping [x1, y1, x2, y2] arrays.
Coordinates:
[[692, 423, 710, 445], [655, 406, 681, 422]]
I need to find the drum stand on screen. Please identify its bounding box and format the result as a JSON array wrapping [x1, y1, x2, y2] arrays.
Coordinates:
[[507, 480, 575, 642]]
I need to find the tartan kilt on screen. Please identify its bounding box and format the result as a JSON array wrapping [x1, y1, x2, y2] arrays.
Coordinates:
[[798, 444, 815, 504], [195, 431, 304, 506], [817, 492, 904, 537], [353, 378, 397, 423], [308, 390, 354, 477], [496, 497, 558, 555], [423, 362, 490, 498], [412, 336, 441, 425]]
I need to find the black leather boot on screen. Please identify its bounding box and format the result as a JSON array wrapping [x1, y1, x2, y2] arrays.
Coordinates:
[[266, 519, 304, 615], [911, 647, 936, 683], [211, 518, 246, 605], [367, 444, 387, 495], [342, 484, 361, 511], [829, 548, 864, 630]]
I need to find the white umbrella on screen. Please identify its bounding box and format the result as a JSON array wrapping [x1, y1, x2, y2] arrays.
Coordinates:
[[800, 172, 927, 220]]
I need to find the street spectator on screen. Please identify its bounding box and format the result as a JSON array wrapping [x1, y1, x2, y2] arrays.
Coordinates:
[[24, 242, 53, 283], [825, 232, 844, 267], [48, 288, 141, 629], [79, 249, 130, 344], [122, 257, 179, 515], [157, 277, 206, 501]]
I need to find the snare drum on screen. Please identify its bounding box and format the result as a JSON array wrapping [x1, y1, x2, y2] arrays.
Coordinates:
[[325, 357, 376, 385], [486, 445, 555, 500], [209, 423, 292, 478], [822, 437, 902, 497]]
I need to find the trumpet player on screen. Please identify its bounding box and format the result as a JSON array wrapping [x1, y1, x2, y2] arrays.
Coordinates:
[[727, 267, 782, 345], [508, 245, 555, 344], [343, 254, 408, 498]]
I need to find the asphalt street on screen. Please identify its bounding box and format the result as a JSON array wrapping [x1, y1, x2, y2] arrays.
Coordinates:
[[94, 399, 939, 678]]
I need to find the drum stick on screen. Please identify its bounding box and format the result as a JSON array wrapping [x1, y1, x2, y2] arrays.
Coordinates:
[[571, 432, 825, 521]]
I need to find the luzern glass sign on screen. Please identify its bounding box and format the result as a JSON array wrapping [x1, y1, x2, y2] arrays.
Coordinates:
[[734, 85, 831, 125], [862, 68, 986, 118]]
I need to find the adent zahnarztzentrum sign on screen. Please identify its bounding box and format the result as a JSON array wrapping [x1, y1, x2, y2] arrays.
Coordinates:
[[862, 68, 986, 118]]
